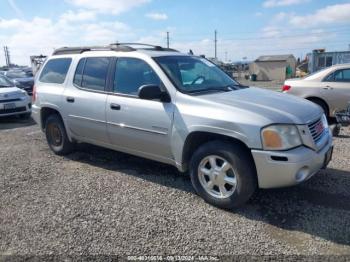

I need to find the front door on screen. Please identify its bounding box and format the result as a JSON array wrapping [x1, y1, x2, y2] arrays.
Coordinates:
[[106, 57, 174, 161], [322, 68, 350, 113]]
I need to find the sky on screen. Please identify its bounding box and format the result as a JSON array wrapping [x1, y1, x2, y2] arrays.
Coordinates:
[[1, 0, 350, 65]]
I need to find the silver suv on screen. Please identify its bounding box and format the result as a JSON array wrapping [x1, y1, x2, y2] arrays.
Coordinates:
[[32, 44, 333, 209]]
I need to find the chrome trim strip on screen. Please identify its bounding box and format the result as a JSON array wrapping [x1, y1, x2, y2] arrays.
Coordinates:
[[107, 121, 167, 135], [69, 115, 106, 124]]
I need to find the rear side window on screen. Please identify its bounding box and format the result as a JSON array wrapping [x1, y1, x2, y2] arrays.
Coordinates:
[[81, 57, 110, 91], [334, 69, 350, 82], [73, 58, 85, 86], [39, 58, 72, 84]]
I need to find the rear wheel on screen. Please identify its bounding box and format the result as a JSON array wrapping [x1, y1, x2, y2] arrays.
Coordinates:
[[189, 141, 257, 209], [45, 114, 75, 155]]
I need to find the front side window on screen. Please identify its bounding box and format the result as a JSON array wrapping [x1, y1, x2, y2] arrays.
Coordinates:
[[114, 57, 160, 95], [81, 57, 110, 91], [324, 72, 334, 82], [39, 58, 72, 84], [155, 56, 239, 93]]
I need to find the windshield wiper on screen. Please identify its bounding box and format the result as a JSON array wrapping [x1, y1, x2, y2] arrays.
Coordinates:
[[188, 86, 233, 94], [0, 85, 12, 87]]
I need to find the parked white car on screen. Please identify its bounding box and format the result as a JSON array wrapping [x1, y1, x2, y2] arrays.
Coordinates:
[[0, 75, 32, 119], [283, 64, 350, 121]]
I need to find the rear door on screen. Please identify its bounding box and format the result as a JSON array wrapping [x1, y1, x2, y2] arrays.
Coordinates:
[[322, 68, 350, 113], [62, 57, 112, 144], [106, 57, 174, 160]]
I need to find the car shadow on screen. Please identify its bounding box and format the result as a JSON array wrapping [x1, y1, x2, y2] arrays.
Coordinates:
[[65, 144, 350, 246], [0, 116, 36, 130]]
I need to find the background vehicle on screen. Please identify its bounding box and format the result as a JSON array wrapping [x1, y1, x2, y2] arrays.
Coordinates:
[[282, 64, 350, 123], [4, 70, 34, 95], [32, 44, 333, 209], [0, 74, 32, 119]]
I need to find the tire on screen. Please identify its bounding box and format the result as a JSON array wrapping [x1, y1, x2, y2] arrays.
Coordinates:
[[189, 140, 257, 209], [45, 114, 75, 155], [308, 98, 329, 118], [332, 124, 341, 137], [19, 112, 31, 120]]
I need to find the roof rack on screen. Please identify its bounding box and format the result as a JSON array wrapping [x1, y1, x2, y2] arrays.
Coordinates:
[[52, 43, 178, 56]]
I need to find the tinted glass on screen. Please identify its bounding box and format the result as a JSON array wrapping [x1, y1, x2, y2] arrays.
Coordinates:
[[334, 70, 343, 81], [342, 69, 350, 82], [324, 72, 334, 82], [81, 57, 110, 91], [114, 58, 160, 95], [39, 58, 72, 84], [73, 58, 85, 86]]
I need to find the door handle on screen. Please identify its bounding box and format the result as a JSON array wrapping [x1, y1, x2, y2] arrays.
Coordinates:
[[110, 103, 121, 110], [323, 86, 333, 90], [66, 97, 75, 103]]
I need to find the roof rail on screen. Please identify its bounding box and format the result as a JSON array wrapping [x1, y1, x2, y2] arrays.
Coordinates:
[[52, 43, 178, 56], [52, 45, 135, 55]]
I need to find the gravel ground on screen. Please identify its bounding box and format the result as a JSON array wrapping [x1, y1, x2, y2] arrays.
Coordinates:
[[0, 115, 350, 258]]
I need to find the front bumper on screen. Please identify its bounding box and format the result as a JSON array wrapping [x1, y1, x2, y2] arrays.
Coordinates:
[[0, 99, 31, 117], [251, 133, 333, 189]]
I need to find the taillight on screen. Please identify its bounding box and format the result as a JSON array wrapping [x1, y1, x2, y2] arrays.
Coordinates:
[[282, 85, 291, 92], [32, 85, 37, 102]]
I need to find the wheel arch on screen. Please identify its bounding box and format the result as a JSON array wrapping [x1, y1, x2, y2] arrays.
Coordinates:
[[305, 96, 330, 117], [181, 131, 253, 172]]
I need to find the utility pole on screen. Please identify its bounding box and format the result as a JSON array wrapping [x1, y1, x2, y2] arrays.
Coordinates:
[[214, 30, 217, 59], [3, 46, 11, 67], [166, 31, 170, 48]]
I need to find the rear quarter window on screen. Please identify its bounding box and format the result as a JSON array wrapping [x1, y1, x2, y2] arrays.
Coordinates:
[[39, 58, 72, 84]]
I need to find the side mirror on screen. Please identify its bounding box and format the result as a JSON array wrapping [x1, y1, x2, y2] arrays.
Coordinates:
[[138, 84, 170, 102]]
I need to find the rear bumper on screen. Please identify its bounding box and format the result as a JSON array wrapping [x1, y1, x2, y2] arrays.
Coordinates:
[[252, 133, 333, 189], [31, 104, 41, 128]]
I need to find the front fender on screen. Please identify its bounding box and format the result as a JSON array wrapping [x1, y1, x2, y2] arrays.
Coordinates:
[[171, 124, 254, 172]]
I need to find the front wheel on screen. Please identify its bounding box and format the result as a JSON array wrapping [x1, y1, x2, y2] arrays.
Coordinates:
[[45, 114, 75, 155], [189, 141, 257, 209]]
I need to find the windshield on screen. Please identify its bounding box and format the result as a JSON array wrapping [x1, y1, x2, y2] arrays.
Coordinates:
[[154, 56, 240, 93], [0, 75, 14, 87]]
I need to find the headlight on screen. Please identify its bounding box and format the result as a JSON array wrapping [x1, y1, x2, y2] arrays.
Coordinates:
[[261, 125, 302, 150]]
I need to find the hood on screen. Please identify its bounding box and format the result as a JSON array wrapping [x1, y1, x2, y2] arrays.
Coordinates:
[[14, 77, 34, 83], [0, 87, 25, 99], [200, 87, 322, 124]]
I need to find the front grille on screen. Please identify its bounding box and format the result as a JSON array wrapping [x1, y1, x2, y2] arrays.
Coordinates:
[[308, 118, 325, 143], [0, 98, 21, 103], [0, 106, 26, 114]]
